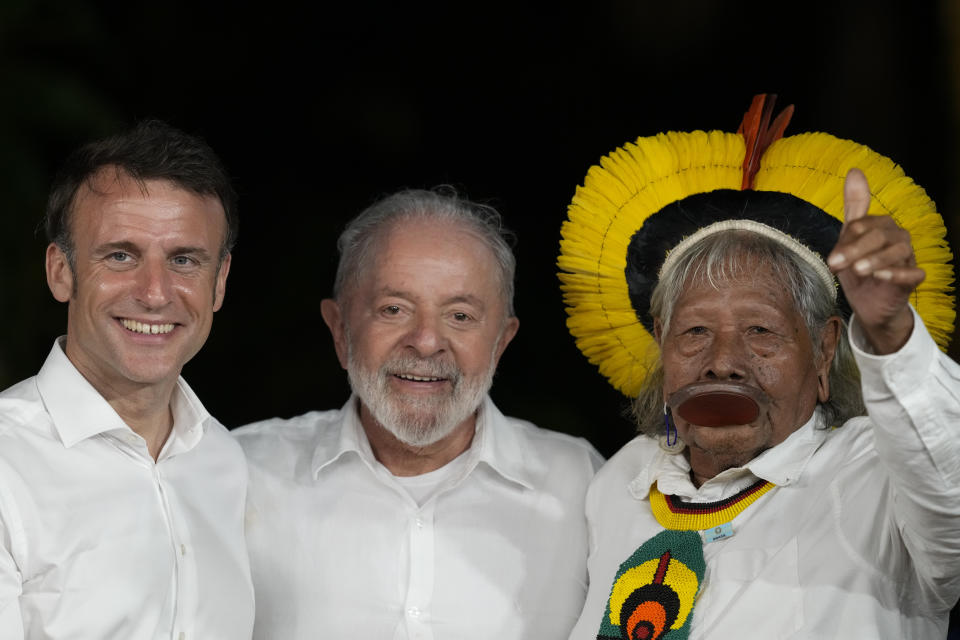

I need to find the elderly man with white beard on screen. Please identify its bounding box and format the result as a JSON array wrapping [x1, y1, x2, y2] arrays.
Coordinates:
[[234, 188, 603, 640]]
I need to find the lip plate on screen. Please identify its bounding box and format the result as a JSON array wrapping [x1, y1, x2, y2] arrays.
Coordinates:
[[669, 381, 768, 427], [675, 391, 760, 427]]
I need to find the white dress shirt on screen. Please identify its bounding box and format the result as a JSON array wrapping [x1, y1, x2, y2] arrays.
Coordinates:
[[0, 340, 254, 640], [569, 310, 960, 639], [235, 395, 604, 640]]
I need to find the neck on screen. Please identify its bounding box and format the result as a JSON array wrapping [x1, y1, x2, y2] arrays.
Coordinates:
[[71, 361, 177, 461], [358, 402, 477, 476], [685, 446, 766, 489], [62, 340, 179, 462], [107, 386, 177, 461]]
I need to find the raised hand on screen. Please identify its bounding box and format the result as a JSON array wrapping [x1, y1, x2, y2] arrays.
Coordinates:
[[826, 168, 924, 354]]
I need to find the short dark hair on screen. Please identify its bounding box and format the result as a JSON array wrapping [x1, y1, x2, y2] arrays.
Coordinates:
[[44, 119, 238, 266]]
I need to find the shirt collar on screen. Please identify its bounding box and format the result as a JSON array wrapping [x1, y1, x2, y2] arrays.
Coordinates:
[[161, 376, 211, 457], [628, 409, 828, 500], [469, 396, 535, 490], [36, 338, 209, 453], [312, 394, 536, 490], [312, 396, 376, 477], [745, 410, 828, 485]]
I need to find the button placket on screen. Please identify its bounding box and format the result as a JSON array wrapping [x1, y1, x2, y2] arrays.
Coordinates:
[[154, 464, 198, 638], [403, 502, 435, 640]]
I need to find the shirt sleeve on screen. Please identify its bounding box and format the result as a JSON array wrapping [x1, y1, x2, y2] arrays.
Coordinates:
[[0, 516, 24, 639], [850, 306, 960, 609]]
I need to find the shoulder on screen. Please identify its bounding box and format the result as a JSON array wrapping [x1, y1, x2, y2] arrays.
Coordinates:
[[232, 407, 346, 467], [232, 407, 346, 443], [199, 417, 247, 459], [499, 412, 605, 471], [592, 435, 659, 492], [0, 376, 50, 440], [821, 416, 875, 464]]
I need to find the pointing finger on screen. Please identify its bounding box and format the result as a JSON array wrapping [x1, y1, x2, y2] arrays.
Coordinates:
[[843, 168, 870, 223]]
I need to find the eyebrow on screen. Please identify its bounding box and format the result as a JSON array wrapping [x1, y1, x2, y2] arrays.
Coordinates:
[[93, 241, 139, 256], [167, 246, 215, 262], [443, 294, 486, 309]]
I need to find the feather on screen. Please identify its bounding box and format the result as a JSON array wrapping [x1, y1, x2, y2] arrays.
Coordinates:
[[737, 94, 794, 189]]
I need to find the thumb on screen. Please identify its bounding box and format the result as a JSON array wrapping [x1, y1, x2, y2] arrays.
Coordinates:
[[843, 168, 870, 222]]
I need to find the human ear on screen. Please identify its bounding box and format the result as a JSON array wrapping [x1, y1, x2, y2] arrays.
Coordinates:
[[816, 316, 843, 402], [320, 298, 350, 370], [46, 243, 74, 303], [493, 316, 520, 364], [212, 252, 231, 311]]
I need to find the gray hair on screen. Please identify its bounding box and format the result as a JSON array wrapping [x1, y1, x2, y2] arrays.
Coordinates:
[[631, 229, 865, 437], [333, 187, 517, 316]]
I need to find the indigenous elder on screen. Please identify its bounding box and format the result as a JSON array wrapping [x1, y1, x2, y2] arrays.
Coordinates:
[[235, 189, 603, 639], [0, 121, 253, 639], [558, 96, 960, 639]]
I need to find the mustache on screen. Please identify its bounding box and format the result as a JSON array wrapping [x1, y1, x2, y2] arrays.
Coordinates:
[[381, 354, 462, 384]]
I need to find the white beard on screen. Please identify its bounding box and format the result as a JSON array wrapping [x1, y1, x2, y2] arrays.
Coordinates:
[[347, 348, 496, 448]]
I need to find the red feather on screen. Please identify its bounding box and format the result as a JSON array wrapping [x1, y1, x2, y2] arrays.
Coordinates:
[[737, 94, 794, 190]]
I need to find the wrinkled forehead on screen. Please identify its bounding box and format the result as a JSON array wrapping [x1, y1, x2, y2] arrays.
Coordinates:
[[367, 217, 478, 260], [350, 219, 501, 299], [681, 249, 787, 292], [661, 249, 808, 332]]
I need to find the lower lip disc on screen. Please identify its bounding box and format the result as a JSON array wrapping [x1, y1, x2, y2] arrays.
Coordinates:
[[667, 382, 766, 427]]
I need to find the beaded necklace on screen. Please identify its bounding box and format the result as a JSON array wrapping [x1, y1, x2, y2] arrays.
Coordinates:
[[650, 479, 775, 531], [596, 479, 776, 639]]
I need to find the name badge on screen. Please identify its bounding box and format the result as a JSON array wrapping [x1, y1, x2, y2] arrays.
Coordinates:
[[702, 522, 734, 543]]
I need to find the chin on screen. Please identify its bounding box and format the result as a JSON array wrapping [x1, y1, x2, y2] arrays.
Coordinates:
[[118, 360, 183, 386], [688, 426, 770, 464], [384, 414, 459, 448]]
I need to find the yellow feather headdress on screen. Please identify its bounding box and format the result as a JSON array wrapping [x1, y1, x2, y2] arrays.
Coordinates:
[[557, 96, 955, 398]]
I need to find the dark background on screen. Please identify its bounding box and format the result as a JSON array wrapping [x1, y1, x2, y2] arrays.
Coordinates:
[[3, 0, 960, 631], [3, 3, 960, 467]]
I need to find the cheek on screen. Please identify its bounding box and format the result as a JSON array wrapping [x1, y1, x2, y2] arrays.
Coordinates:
[[765, 347, 814, 378], [449, 340, 490, 373], [79, 278, 126, 311], [752, 359, 781, 386], [175, 277, 214, 300], [754, 355, 819, 416], [350, 328, 397, 365], [661, 355, 698, 393]]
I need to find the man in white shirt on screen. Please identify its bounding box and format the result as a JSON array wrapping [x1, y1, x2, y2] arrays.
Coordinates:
[[235, 189, 603, 639], [0, 121, 254, 639], [559, 95, 960, 639]]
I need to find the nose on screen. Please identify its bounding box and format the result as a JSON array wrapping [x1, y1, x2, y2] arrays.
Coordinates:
[[134, 258, 172, 309], [405, 312, 447, 357], [701, 330, 748, 381]]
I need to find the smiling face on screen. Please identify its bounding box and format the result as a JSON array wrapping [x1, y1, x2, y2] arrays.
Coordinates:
[[656, 261, 837, 481], [321, 217, 518, 448], [46, 168, 230, 397]]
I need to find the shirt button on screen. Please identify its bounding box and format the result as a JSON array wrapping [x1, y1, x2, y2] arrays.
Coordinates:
[[415, 517, 424, 529], [407, 607, 421, 618], [180, 544, 187, 556]]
